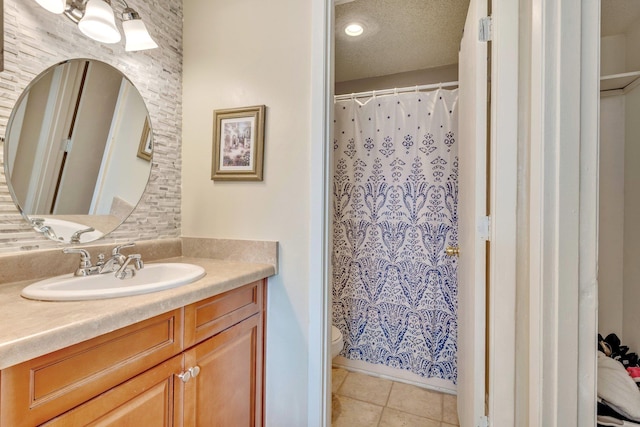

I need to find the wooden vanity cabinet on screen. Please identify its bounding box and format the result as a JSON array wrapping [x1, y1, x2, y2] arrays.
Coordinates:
[[0, 279, 266, 427]]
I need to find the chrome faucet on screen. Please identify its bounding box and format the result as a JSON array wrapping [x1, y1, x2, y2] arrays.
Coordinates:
[[63, 248, 100, 276], [31, 218, 59, 241], [63, 243, 144, 279], [70, 227, 95, 244], [100, 243, 135, 273]]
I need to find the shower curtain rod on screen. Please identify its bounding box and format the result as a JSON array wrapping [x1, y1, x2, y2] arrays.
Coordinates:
[[333, 81, 459, 102]]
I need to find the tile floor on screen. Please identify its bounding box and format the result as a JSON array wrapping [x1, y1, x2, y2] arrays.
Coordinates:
[[332, 368, 459, 427]]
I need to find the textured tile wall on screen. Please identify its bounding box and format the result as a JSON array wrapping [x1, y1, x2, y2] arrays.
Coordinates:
[[0, 0, 182, 253]]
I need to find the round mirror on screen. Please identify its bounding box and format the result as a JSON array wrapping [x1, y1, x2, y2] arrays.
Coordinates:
[[3, 58, 152, 244]]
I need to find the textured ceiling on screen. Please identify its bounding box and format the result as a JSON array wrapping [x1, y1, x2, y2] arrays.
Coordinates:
[[334, 1, 640, 83], [335, 0, 470, 83], [601, 0, 640, 37]]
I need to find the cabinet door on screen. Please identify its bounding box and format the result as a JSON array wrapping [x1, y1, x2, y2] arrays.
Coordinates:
[[41, 355, 184, 427], [183, 313, 263, 427]]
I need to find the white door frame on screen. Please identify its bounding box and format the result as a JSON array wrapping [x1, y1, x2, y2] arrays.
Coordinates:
[[578, 2, 599, 426], [487, 0, 519, 425], [457, 0, 489, 423], [520, 0, 599, 425], [309, 0, 333, 425], [309, 0, 600, 424], [308, 0, 522, 426]]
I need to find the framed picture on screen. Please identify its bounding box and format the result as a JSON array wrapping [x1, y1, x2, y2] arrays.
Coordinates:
[[137, 117, 152, 161], [211, 105, 265, 181]]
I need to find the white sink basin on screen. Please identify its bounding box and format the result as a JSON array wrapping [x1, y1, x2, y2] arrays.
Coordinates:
[[21, 263, 206, 301]]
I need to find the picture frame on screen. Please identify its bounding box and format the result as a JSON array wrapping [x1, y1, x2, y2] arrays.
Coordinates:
[[211, 105, 265, 181], [137, 117, 152, 161]]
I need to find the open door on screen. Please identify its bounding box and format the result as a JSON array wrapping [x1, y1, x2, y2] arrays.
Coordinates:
[[457, 0, 489, 425]]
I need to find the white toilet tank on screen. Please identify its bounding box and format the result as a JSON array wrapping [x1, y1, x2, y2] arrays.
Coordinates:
[[331, 325, 344, 359]]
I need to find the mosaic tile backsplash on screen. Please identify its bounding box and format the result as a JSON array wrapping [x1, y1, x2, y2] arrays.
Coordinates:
[[0, 0, 183, 253]]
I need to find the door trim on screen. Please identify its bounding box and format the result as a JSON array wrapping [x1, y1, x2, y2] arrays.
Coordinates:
[[309, 0, 333, 425], [578, 1, 599, 425], [487, 0, 518, 425], [519, 0, 599, 424]]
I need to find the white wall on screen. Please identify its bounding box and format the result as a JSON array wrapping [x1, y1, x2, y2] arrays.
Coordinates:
[[598, 24, 640, 349], [598, 94, 625, 337], [335, 64, 458, 95], [182, 0, 313, 425], [623, 85, 640, 353], [626, 23, 640, 73], [600, 34, 626, 76], [621, 16, 640, 355]]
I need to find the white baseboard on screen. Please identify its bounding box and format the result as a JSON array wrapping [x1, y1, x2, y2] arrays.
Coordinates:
[[332, 356, 457, 395]]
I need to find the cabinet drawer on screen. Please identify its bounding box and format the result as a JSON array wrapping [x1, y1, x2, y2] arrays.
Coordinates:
[[184, 280, 264, 348], [0, 309, 183, 427]]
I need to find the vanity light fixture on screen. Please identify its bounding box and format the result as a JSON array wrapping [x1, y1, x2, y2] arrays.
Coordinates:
[[34, 0, 158, 51], [35, 0, 66, 14], [78, 0, 121, 43], [121, 5, 158, 51]]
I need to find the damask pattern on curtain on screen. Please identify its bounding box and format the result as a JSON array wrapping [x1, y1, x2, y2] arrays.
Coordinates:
[[332, 89, 459, 383]]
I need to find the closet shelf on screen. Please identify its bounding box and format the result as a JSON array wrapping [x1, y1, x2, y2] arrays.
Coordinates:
[[600, 71, 640, 92]]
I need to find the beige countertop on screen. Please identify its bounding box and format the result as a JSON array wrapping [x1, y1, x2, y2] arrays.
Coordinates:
[[0, 256, 275, 370]]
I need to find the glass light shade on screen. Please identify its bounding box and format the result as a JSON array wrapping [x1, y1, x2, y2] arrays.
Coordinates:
[[78, 0, 121, 44], [122, 19, 158, 51], [35, 0, 66, 14]]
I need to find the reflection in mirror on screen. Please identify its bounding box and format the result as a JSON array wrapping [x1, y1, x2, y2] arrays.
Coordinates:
[[4, 58, 153, 244]]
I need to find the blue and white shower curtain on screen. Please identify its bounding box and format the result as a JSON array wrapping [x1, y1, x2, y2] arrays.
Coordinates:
[[332, 88, 459, 383]]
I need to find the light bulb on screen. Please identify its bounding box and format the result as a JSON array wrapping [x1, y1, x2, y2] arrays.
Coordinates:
[[345, 23, 364, 37]]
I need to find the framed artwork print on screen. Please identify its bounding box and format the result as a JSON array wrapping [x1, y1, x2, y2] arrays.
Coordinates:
[[211, 105, 265, 181], [137, 117, 152, 161]]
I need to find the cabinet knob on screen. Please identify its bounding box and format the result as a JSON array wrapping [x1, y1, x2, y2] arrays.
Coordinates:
[[189, 366, 201, 378], [178, 366, 201, 383], [178, 370, 191, 383]]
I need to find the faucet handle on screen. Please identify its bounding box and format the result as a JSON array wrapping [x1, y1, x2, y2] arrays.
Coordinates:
[[70, 227, 95, 244], [112, 243, 135, 256], [31, 218, 45, 228], [63, 248, 91, 266], [63, 248, 93, 276], [115, 254, 143, 279]]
